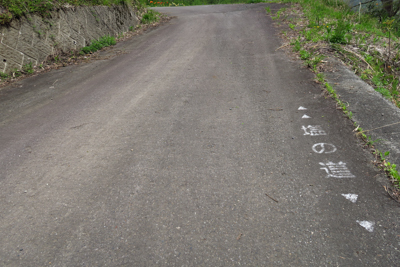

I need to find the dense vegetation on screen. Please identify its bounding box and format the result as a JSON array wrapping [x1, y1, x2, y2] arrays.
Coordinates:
[[0, 0, 139, 22]]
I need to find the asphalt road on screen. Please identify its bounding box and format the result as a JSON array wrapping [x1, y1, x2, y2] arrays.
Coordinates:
[[0, 3, 399, 266]]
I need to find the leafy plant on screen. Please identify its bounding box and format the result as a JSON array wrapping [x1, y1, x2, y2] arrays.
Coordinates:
[[11, 68, 22, 77], [0, 0, 139, 24], [379, 150, 390, 160], [366, 136, 381, 147], [384, 162, 400, 187], [330, 20, 352, 44], [291, 38, 301, 52], [141, 9, 159, 24], [272, 8, 286, 20], [0, 72, 9, 79], [300, 49, 311, 60], [316, 72, 325, 83], [23, 62, 34, 74]]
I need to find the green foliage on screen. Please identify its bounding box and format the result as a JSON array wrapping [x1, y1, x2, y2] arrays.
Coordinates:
[[384, 162, 400, 187], [330, 20, 352, 44], [81, 35, 116, 53], [0, 72, 9, 80], [141, 9, 159, 24], [0, 0, 137, 23], [316, 72, 325, 83], [299, 49, 311, 60], [366, 136, 381, 147], [291, 38, 301, 52], [375, 86, 392, 98], [265, 7, 271, 14], [0, 10, 12, 24], [277, 0, 400, 105], [272, 8, 286, 20], [22, 62, 34, 74], [11, 68, 22, 77]]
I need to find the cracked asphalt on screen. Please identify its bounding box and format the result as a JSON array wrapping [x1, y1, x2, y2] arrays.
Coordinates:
[[0, 3, 399, 266]]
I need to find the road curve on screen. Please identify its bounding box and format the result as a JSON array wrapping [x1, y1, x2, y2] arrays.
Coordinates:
[[0, 3, 399, 266]]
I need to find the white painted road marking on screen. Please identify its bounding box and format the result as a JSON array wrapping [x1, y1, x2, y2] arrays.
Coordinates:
[[312, 143, 337, 154], [341, 194, 358, 203], [302, 114, 311, 119], [298, 106, 307, 110], [302, 125, 327, 136], [356, 220, 375, 232], [319, 162, 355, 178]]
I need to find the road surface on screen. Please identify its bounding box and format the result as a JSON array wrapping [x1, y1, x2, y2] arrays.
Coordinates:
[[0, 3, 399, 266]]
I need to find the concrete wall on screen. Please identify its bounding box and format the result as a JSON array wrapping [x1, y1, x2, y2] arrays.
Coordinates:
[[0, 4, 139, 73]]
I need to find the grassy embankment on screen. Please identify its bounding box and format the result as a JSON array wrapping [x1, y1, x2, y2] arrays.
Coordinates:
[[267, 0, 400, 187], [0, 0, 161, 78], [0, 0, 141, 22]]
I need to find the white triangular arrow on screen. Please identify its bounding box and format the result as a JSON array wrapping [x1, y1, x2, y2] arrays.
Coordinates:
[[341, 194, 358, 203], [302, 114, 311, 119], [356, 220, 374, 232], [298, 106, 307, 110]]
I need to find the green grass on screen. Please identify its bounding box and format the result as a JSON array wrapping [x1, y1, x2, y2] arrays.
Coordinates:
[[271, 0, 400, 107], [141, 9, 160, 24], [22, 62, 34, 74], [0, 0, 139, 22], [385, 161, 400, 187], [0, 72, 9, 80], [81, 35, 116, 54]]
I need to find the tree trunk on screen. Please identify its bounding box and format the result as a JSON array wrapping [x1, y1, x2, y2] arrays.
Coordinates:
[[381, 0, 399, 17]]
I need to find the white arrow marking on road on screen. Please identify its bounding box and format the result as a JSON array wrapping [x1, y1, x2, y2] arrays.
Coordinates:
[[356, 220, 375, 232], [298, 106, 307, 110], [341, 193, 358, 203], [302, 114, 311, 119]]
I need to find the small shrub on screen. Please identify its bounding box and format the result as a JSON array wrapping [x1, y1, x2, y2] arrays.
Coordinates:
[[141, 10, 159, 24], [23, 62, 34, 74], [0, 10, 13, 24], [330, 20, 352, 44], [0, 72, 9, 80]]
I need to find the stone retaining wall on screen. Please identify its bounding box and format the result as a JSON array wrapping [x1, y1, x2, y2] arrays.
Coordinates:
[[0, 4, 139, 73]]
